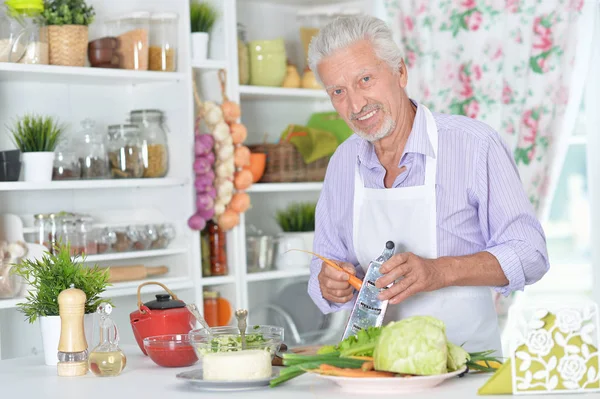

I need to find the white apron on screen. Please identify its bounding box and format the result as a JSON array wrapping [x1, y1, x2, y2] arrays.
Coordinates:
[[352, 105, 502, 356]]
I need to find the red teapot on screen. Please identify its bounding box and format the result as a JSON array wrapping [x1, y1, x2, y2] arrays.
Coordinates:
[[130, 281, 196, 355]]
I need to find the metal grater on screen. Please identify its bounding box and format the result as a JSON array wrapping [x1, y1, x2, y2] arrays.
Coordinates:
[[341, 241, 396, 340]]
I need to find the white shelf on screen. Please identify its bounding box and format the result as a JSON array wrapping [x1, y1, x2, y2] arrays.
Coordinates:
[[246, 268, 311, 282], [239, 85, 329, 100], [0, 63, 186, 85], [247, 182, 323, 193], [103, 276, 195, 298], [191, 59, 228, 69], [0, 276, 195, 309], [200, 275, 236, 286], [80, 247, 188, 263], [0, 178, 187, 192], [0, 298, 22, 310]]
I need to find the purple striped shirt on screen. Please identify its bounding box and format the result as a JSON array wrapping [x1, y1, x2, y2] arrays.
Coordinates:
[[308, 101, 550, 314]]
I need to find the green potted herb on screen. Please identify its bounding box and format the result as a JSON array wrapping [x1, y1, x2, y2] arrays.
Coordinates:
[[8, 113, 64, 182], [274, 202, 316, 270], [190, 0, 218, 61], [41, 0, 95, 66], [11, 244, 112, 366]]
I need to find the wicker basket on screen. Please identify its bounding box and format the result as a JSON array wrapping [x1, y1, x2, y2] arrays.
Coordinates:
[[48, 25, 88, 67], [248, 141, 330, 183]]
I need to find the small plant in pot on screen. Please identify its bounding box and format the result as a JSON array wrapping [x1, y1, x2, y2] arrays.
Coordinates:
[[190, 0, 218, 61], [274, 202, 316, 269], [42, 0, 95, 66], [11, 243, 112, 366], [8, 113, 64, 182]]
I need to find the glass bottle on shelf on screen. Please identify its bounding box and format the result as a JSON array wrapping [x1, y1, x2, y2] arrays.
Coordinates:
[[237, 23, 249, 85], [207, 220, 227, 276], [148, 12, 178, 72], [89, 303, 126, 377], [53, 139, 81, 180], [46, 213, 60, 254], [200, 229, 211, 277], [78, 118, 109, 179], [129, 109, 169, 178], [59, 216, 81, 256], [203, 291, 219, 327], [34, 214, 47, 249], [107, 124, 144, 179]]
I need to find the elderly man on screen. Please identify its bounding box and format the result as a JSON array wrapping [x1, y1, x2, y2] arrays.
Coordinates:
[[306, 15, 549, 356]]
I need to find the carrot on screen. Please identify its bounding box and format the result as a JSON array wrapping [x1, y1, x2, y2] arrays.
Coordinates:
[[314, 364, 396, 378], [361, 361, 374, 372], [286, 249, 363, 290]]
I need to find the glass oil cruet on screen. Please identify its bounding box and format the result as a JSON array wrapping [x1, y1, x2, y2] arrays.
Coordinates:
[[89, 303, 126, 377]]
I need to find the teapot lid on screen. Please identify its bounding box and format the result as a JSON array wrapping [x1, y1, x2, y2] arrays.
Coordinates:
[[144, 294, 185, 310]]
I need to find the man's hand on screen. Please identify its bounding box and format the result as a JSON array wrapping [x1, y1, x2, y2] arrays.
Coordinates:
[[318, 261, 357, 304], [375, 252, 447, 305]]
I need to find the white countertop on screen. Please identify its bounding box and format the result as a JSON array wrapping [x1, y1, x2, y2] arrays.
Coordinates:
[[0, 345, 595, 398]]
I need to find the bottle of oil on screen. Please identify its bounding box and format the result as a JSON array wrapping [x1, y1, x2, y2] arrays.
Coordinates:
[[89, 303, 126, 377]]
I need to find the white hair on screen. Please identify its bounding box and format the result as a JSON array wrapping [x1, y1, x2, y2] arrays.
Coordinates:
[[307, 14, 403, 85]]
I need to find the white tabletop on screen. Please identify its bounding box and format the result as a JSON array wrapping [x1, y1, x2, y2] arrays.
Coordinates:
[[0, 345, 595, 398]]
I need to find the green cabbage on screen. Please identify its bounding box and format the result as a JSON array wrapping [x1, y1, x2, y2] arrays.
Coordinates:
[[373, 316, 449, 375], [447, 342, 470, 372]]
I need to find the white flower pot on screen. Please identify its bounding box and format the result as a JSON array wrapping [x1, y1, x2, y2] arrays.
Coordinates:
[[274, 231, 314, 270], [39, 313, 95, 366], [21, 152, 54, 182], [191, 32, 209, 61]]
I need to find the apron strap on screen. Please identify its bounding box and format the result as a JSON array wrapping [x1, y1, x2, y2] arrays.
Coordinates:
[[422, 106, 438, 188]]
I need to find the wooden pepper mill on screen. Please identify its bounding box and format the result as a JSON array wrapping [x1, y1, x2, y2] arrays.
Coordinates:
[[57, 285, 89, 377]]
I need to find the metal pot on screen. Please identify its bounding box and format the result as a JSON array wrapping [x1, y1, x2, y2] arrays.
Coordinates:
[[246, 234, 275, 273]]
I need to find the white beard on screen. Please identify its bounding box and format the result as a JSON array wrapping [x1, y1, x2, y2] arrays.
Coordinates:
[[352, 113, 396, 143]]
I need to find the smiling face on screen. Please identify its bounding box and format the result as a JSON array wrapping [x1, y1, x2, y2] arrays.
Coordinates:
[[317, 40, 408, 142]]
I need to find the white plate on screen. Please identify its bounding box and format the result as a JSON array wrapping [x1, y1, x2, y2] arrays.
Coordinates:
[[313, 366, 468, 394], [176, 368, 279, 391]]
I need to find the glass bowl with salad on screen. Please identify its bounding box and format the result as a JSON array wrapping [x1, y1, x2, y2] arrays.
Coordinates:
[[189, 325, 284, 358]]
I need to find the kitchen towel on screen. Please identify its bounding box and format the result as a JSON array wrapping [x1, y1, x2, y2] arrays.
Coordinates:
[[280, 124, 338, 164]]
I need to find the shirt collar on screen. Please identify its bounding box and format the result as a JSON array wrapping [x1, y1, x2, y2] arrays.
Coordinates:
[[357, 100, 435, 169]]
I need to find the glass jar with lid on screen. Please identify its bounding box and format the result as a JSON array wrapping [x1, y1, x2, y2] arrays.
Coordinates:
[[149, 223, 175, 249], [107, 124, 144, 178], [53, 139, 81, 180], [129, 109, 169, 178], [58, 216, 82, 256], [0, 0, 48, 64], [105, 11, 150, 70], [97, 227, 116, 254], [76, 216, 96, 255], [149, 12, 178, 72], [77, 118, 109, 179]]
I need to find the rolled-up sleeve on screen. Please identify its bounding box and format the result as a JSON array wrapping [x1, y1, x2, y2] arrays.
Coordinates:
[[308, 153, 358, 314], [476, 130, 550, 296]]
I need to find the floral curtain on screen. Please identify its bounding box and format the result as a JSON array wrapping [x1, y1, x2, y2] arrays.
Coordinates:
[[382, 0, 586, 330], [383, 0, 585, 212]]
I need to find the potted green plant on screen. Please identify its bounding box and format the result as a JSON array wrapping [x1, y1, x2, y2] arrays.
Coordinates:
[[8, 113, 64, 182], [11, 244, 112, 366], [274, 202, 316, 270], [41, 0, 95, 66], [190, 0, 218, 61]]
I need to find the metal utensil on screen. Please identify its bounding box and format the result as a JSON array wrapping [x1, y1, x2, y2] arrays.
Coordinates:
[[341, 241, 396, 340], [186, 303, 212, 333], [235, 309, 248, 350]]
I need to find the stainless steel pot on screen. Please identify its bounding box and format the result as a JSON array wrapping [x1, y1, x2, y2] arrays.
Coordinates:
[[246, 235, 275, 273]]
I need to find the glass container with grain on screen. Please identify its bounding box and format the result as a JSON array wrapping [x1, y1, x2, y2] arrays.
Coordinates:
[[149, 12, 178, 72], [130, 109, 169, 178]]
